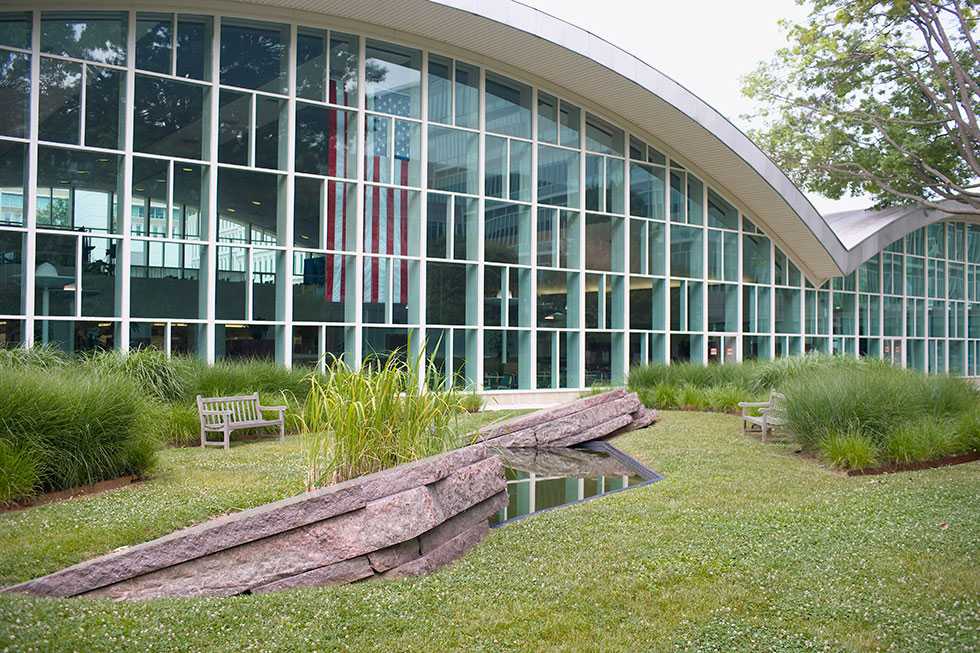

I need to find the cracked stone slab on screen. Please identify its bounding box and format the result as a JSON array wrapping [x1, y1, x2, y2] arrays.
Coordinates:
[[546, 413, 635, 447], [250, 557, 375, 594], [382, 521, 490, 581]]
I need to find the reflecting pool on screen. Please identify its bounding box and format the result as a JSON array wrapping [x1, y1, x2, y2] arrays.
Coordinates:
[[490, 442, 661, 526]]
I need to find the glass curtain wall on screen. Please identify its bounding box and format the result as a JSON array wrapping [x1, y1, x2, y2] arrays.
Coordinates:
[[1, 9, 978, 383]]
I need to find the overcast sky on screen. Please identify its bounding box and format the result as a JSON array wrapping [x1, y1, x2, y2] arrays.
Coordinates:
[[520, 0, 872, 215]]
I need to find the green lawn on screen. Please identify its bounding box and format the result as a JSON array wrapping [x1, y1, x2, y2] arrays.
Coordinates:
[[1, 411, 977, 651]]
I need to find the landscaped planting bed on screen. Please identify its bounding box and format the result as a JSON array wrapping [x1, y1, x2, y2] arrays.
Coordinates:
[[629, 355, 980, 471]]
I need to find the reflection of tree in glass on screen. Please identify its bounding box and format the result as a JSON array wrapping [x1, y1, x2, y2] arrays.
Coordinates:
[[42, 19, 126, 65]]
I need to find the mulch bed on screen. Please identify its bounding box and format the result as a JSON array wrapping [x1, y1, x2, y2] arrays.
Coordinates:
[[1, 475, 138, 513], [845, 452, 980, 476]]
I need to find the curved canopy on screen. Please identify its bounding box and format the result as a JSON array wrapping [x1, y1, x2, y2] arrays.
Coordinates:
[[235, 0, 852, 278]]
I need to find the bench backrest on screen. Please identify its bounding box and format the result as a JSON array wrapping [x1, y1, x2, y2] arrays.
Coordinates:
[[197, 393, 262, 426], [769, 391, 788, 419]]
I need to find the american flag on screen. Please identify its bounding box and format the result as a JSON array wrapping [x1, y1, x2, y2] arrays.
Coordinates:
[[363, 87, 412, 306], [322, 79, 351, 303]]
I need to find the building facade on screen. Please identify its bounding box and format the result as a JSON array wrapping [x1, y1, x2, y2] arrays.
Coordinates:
[[0, 4, 978, 391]]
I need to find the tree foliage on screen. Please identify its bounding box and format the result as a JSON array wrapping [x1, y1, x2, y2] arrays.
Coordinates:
[[743, 0, 980, 214]]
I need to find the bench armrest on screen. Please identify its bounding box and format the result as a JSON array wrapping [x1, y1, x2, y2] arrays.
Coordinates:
[[258, 405, 288, 412], [737, 401, 770, 408]]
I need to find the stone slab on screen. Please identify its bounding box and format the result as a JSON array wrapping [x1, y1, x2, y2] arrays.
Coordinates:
[[250, 557, 375, 595], [367, 539, 421, 573], [8, 442, 494, 598], [79, 457, 505, 600], [477, 389, 627, 441], [382, 521, 490, 580], [420, 491, 507, 554], [484, 395, 640, 448], [497, 448, 633, 478], [546, 413, 635, 448]]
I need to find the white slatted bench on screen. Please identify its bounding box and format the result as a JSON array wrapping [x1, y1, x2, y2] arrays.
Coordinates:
[[197, 393, 287, 449], [738, 391, 788, 443]]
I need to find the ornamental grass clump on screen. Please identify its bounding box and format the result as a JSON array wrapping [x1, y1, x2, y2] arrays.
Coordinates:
[[176, 357, 311, 403], [0, 367, 158, 503], [300, 350, 465, 489], [782, 365, 979, 469]]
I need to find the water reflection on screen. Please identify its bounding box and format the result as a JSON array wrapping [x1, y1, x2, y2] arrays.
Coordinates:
[[491, 444, 659, 526]]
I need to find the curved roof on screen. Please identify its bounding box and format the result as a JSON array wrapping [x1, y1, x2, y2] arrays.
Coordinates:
[[825, 201, 978, 272], [129, 0, 856, 280]]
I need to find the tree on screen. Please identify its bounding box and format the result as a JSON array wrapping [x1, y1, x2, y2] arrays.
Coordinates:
[[742, 0, 980, 215]]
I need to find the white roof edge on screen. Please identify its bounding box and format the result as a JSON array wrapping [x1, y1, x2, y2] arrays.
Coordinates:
[[826, 201, 980, 274]]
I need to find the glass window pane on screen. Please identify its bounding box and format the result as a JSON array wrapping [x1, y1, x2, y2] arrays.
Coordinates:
[[294, 176, 322, 248], [176, 15, 211, 81], [743, 234, 771, 284], [135, 13, 172, 74], [0, 12, 31, 50], [0, 141, 27, 226], [362, 257, 413, 324], [585, 113, 624, 156], [365, 39, 421, 118], [538, 145, 579, 208], [686, 175, 704, 225], [427, 54, 452, 125], [0, 230, 23, 314], [254, 96, 285, 170], [585, 155, 602, 212], [37, 147, 120, 233], [34, 233, 76, 317], [296, 28, 326, 101], [538, 270, 570, 327], [85, 65, 124, 150], [81, 236, 118, 317], [41, 11, 127, 65], [509, 140, 531, 202], [131, 242, 201, 320], [670, 170, 685, 222], [485, 201, 530, 265], [329, 32, 358, 107], [670, 225, 703, 278], [607, 158, 625, 215], [485, 136, 506, 199], [560, 101, 581, 148], [485, 72, 531, 139], [707, 188, 738, 230], [216, 245, 246, 320], [173, 163, 205, 240], [293, 252, 348, 321], [295, 104, 356, 178], [454, 61, 479, 129], [131, 157, 169, 237], [428, 125, 478, 194], [363, 185, 420, 256], [218, 89, 249, 165], [0, 50, 30, 139], [217, 168, 281, 244], [134, 75, 205, 160], [39, 58, 81, 144], [586, 214, 623, 272], [427, 261, 471, 325], [251, 249, 278, 321], [537, 92, 558, 144], [220, 19, 288, 94], [629, 163, 665, 219]]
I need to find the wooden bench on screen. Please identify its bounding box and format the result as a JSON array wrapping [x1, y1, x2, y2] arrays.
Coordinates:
[[196, 393, 287, 449], [738, 391, 787, 442]]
